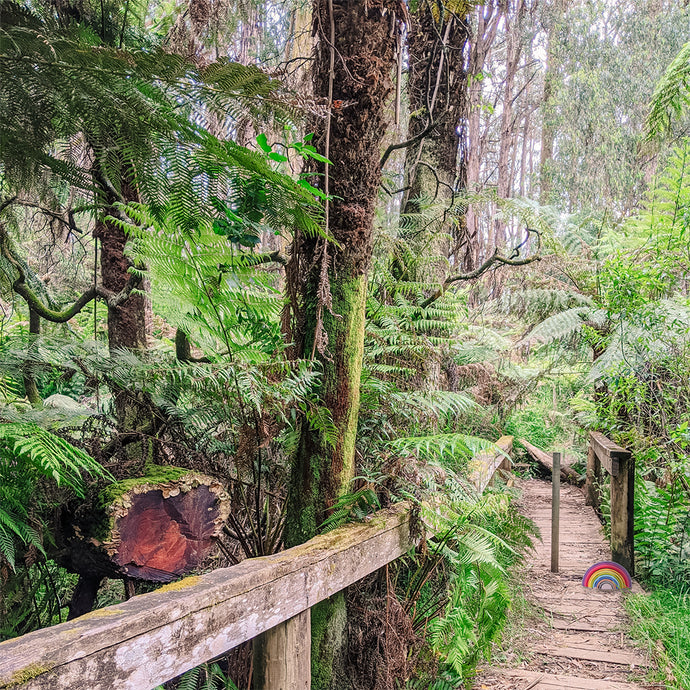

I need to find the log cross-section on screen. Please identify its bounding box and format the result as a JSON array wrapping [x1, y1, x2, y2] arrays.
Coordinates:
[[0, 504, 418, 690]]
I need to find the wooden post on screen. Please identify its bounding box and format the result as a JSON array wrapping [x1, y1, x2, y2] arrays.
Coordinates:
[[585, 443, 600, 508], [551, 452, 560, 573], [588, 431, 634, 574], [254, 609, 311, 690], [610, 454, 635, 576]]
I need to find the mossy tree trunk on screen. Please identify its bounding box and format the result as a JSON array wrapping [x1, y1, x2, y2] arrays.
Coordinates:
[[283, 2, 403, 687]]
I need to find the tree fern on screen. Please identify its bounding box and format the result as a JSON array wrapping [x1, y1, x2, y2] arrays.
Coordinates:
[[647, 40, 690, 138], [390, 433, 495, 469]]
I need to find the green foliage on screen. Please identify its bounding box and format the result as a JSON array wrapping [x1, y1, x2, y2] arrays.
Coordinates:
[[390, 433, 493, 470], [153, 662, 240, 690], [626, 588, 690, 689], [0, 0, 287, 194], [401, 485, 536, 683], [634, 470, 690, 584], [504, 408, 563, 449], [0, 422, 110, 570], [541, 0, 690, 212], [648, 40, 690, 138], [0, 560, 77, 640]]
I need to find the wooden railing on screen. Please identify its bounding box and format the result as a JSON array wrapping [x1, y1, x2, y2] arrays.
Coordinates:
[[0, 438, 512, 690], [585, 431, 634, 574]]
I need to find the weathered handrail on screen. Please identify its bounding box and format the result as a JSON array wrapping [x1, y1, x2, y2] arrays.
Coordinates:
[[0, 439, 513, 690], [585, 431, 634, 574], [468, 435, 513, 492], [0, 504, 415, 690]]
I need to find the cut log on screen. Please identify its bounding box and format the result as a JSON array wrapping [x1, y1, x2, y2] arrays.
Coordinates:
[[520, 439, 583, 486], [66, 466, 230, 583]]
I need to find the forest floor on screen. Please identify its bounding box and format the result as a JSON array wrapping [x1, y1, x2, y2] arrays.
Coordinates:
[[473, 479, 664, 690]]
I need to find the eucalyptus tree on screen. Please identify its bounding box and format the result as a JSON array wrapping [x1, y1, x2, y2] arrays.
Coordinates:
[[536, 0, 690, 216]]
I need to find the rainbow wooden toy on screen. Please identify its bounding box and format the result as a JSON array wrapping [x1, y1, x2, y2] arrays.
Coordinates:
[[582, 561, 632, 590]]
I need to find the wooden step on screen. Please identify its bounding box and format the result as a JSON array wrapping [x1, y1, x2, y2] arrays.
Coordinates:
[[491, 669, 644, 689]]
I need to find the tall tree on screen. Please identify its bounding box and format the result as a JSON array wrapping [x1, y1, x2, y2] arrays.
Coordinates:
[[402, 0, 471, 263], [283, 1, 405, 686], [465, 0, 503, 268]]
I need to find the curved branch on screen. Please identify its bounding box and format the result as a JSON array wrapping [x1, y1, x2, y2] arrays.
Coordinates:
[[379, 116, 447, 169], [420, 229, 542, 309], [1, 224, 140, 323]]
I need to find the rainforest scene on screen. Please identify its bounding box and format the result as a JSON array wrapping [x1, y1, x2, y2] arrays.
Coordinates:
[[2, 1, 690, 689]]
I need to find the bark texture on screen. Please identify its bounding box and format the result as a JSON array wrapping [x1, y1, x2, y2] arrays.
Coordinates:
[[403, 3, 470, 245], [93, 181, 148, 353], [285, 0, 403, 541], [283, 2, 403, 687]]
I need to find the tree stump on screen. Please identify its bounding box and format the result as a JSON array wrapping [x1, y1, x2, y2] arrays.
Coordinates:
[[67, 467, 231, 584]]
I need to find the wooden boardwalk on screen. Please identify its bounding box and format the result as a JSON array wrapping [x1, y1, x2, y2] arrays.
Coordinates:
[[475, 479, 656, 690]]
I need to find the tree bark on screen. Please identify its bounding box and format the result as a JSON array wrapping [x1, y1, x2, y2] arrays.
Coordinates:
[[22, 308, 42, 406], [283, 2, 403, 687], [539, 0, 567, 205], [494, 0, 526, 249], [402, 2, 471, 254], [93, 180, 148, 354], [465, 1, 503, 269]]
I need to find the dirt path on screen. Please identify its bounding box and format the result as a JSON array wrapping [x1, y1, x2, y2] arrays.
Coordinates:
[[474, 479, 658, 690]]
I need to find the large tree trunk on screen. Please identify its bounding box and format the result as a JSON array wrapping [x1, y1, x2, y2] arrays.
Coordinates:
[[402, 3, 470, 264], [283, 2, 402, 687]]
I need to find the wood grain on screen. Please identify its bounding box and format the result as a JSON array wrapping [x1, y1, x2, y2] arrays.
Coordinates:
[[0, 504, 416, 690]]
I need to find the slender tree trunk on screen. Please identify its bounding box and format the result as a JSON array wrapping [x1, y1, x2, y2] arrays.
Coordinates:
[[91, 170, 155, 452], [494, 0, 526, 249], [283, 2, 402, 687], [22, 308, 41, 406], [465, 1, 502, 269], [539, 0, 566, 204]]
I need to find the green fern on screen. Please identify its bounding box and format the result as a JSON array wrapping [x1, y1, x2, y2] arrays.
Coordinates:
[[647, 40, 690, 137], [390, 433, 494, 468], [0, 422, 110, 569]]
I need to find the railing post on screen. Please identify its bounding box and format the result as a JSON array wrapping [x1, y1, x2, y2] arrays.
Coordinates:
[[610, 454, 635, 576], [254, 608, 311, 690], [551, 452, 560, 573], [585, 437, 601, 508]]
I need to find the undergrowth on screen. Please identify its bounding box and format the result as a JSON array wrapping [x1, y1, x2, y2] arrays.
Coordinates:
[[625, 588, 690, 690]]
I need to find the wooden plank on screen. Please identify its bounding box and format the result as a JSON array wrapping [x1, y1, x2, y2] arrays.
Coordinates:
[[496, 669, 642, 689], [550, 619, 621, 632], [468, 435, 513, 492], [0, 503, 417, 690], [532, 645, 648, 666], [590, 432, 631, 477]]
